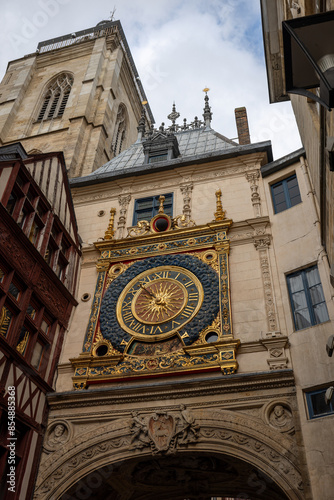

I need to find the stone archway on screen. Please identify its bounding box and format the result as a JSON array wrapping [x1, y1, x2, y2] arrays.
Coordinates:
[[34, 408, 305, 499], [61, 452, 291, 500]]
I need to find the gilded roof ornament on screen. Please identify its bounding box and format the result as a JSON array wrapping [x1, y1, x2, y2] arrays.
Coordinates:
[[203, 88, 213, 130], [104, 208, 116, 240], [214, 189, 225, 221], [158, 195, 165, 214]]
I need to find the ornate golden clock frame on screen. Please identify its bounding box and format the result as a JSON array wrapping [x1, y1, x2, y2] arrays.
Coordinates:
[[71, 194, 240, 389]]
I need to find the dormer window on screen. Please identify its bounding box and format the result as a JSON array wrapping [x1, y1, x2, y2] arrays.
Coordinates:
[[143, 131, 180, 164], [148, 152, 168, 164]]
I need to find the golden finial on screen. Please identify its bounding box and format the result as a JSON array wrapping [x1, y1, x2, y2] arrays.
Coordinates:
[[104, 208, 116, 240], [203, 87, 210, 93], [214, 189, 225, 221], [158, 195, 165, 214]]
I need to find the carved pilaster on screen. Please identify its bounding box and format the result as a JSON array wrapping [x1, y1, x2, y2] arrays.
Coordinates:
[[117, 194, 131, 239], [246, 171, 262, 218], [180, 183, 193, 220], [254, 235, 278, 332]]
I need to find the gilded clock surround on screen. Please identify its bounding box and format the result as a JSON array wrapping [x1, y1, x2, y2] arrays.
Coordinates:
[[71, 197, 239, 389], [100, 254, 219, 351]]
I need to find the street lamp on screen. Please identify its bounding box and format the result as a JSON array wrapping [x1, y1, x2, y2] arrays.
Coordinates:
[[282, 11, 334, 110]]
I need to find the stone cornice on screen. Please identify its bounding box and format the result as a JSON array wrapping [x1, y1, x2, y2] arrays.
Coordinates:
[[48, 369, 295, 410]]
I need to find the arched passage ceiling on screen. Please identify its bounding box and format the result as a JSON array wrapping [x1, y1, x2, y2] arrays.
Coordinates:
[[62, 452, 290, 500]]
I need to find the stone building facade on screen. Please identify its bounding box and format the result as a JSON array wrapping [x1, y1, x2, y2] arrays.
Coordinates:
[[35, 97, 334, 498], [260, 0, 334, 280], [0, 14, 333, 500]]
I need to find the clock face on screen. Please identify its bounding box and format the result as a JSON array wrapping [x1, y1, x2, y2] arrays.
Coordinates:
[[117, 266, 203, 340], [100, 253, 220, 353]]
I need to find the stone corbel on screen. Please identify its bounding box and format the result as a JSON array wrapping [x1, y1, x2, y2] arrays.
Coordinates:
[[260, 336, 290, 370]]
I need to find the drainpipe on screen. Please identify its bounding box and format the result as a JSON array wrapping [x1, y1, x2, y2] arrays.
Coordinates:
[[319, 105, 326, 251], [300, 155, 320, 227]]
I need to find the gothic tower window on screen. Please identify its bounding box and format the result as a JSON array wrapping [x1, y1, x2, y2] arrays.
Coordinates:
[[37, 73, 73, 122], [111, 104, 128, 156]]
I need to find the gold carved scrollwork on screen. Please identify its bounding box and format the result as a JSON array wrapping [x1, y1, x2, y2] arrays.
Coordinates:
[[84, 272, 105, 352], [127, 220, 150, 237], [188, 249, 219, 272], [106, 262, 131, 289], [173, 215, 196, 229], [92, 328, 122, 357], [16, 330, 29, 355], [194, 314, 221, 345]]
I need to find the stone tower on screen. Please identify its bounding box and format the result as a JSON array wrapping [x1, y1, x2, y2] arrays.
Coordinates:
[[0, 20, 153, 178]]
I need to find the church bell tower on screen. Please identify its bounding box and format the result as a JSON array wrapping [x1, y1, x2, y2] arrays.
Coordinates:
[[0, 20, 153, 178]]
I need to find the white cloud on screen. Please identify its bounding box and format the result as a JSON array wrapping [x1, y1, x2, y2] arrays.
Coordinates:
[[0, 0, 302, 160]]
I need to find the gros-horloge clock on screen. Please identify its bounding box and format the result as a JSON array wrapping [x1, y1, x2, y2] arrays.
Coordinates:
[[117, 265, 203, 339], [99, 254, 220, 352]]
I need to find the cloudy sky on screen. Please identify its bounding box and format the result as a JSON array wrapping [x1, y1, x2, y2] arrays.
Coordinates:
[[0, 0, 302, 159]]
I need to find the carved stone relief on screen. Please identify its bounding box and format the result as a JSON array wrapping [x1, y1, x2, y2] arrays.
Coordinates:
[[130, 405, 199, 454], [180, 183, 193, 221], [246, 171, 262, 217], [117, 193, 131, 238], [44, 421, 71, 452], [34, 405, 305, 500], [261, 336, 289, 370], [264, 400, 295, 435], [254, 236, 279, 332]]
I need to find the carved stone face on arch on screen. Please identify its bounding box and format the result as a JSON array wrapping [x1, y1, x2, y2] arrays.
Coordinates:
[[44, 421, 70, 451]]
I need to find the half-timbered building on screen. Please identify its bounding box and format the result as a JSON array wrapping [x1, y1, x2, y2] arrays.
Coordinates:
[[0, 143, 81, 499]]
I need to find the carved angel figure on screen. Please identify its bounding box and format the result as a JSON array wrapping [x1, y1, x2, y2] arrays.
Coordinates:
[[176, 404, 199, 444], [130, 412, 150, 449]]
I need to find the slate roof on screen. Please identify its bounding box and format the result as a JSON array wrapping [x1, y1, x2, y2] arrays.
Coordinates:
[[70, 127, 273, 187], [71, 128, 235, 182]]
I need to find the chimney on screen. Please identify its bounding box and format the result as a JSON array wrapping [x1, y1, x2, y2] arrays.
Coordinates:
[[235, 107, 251, 145]]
